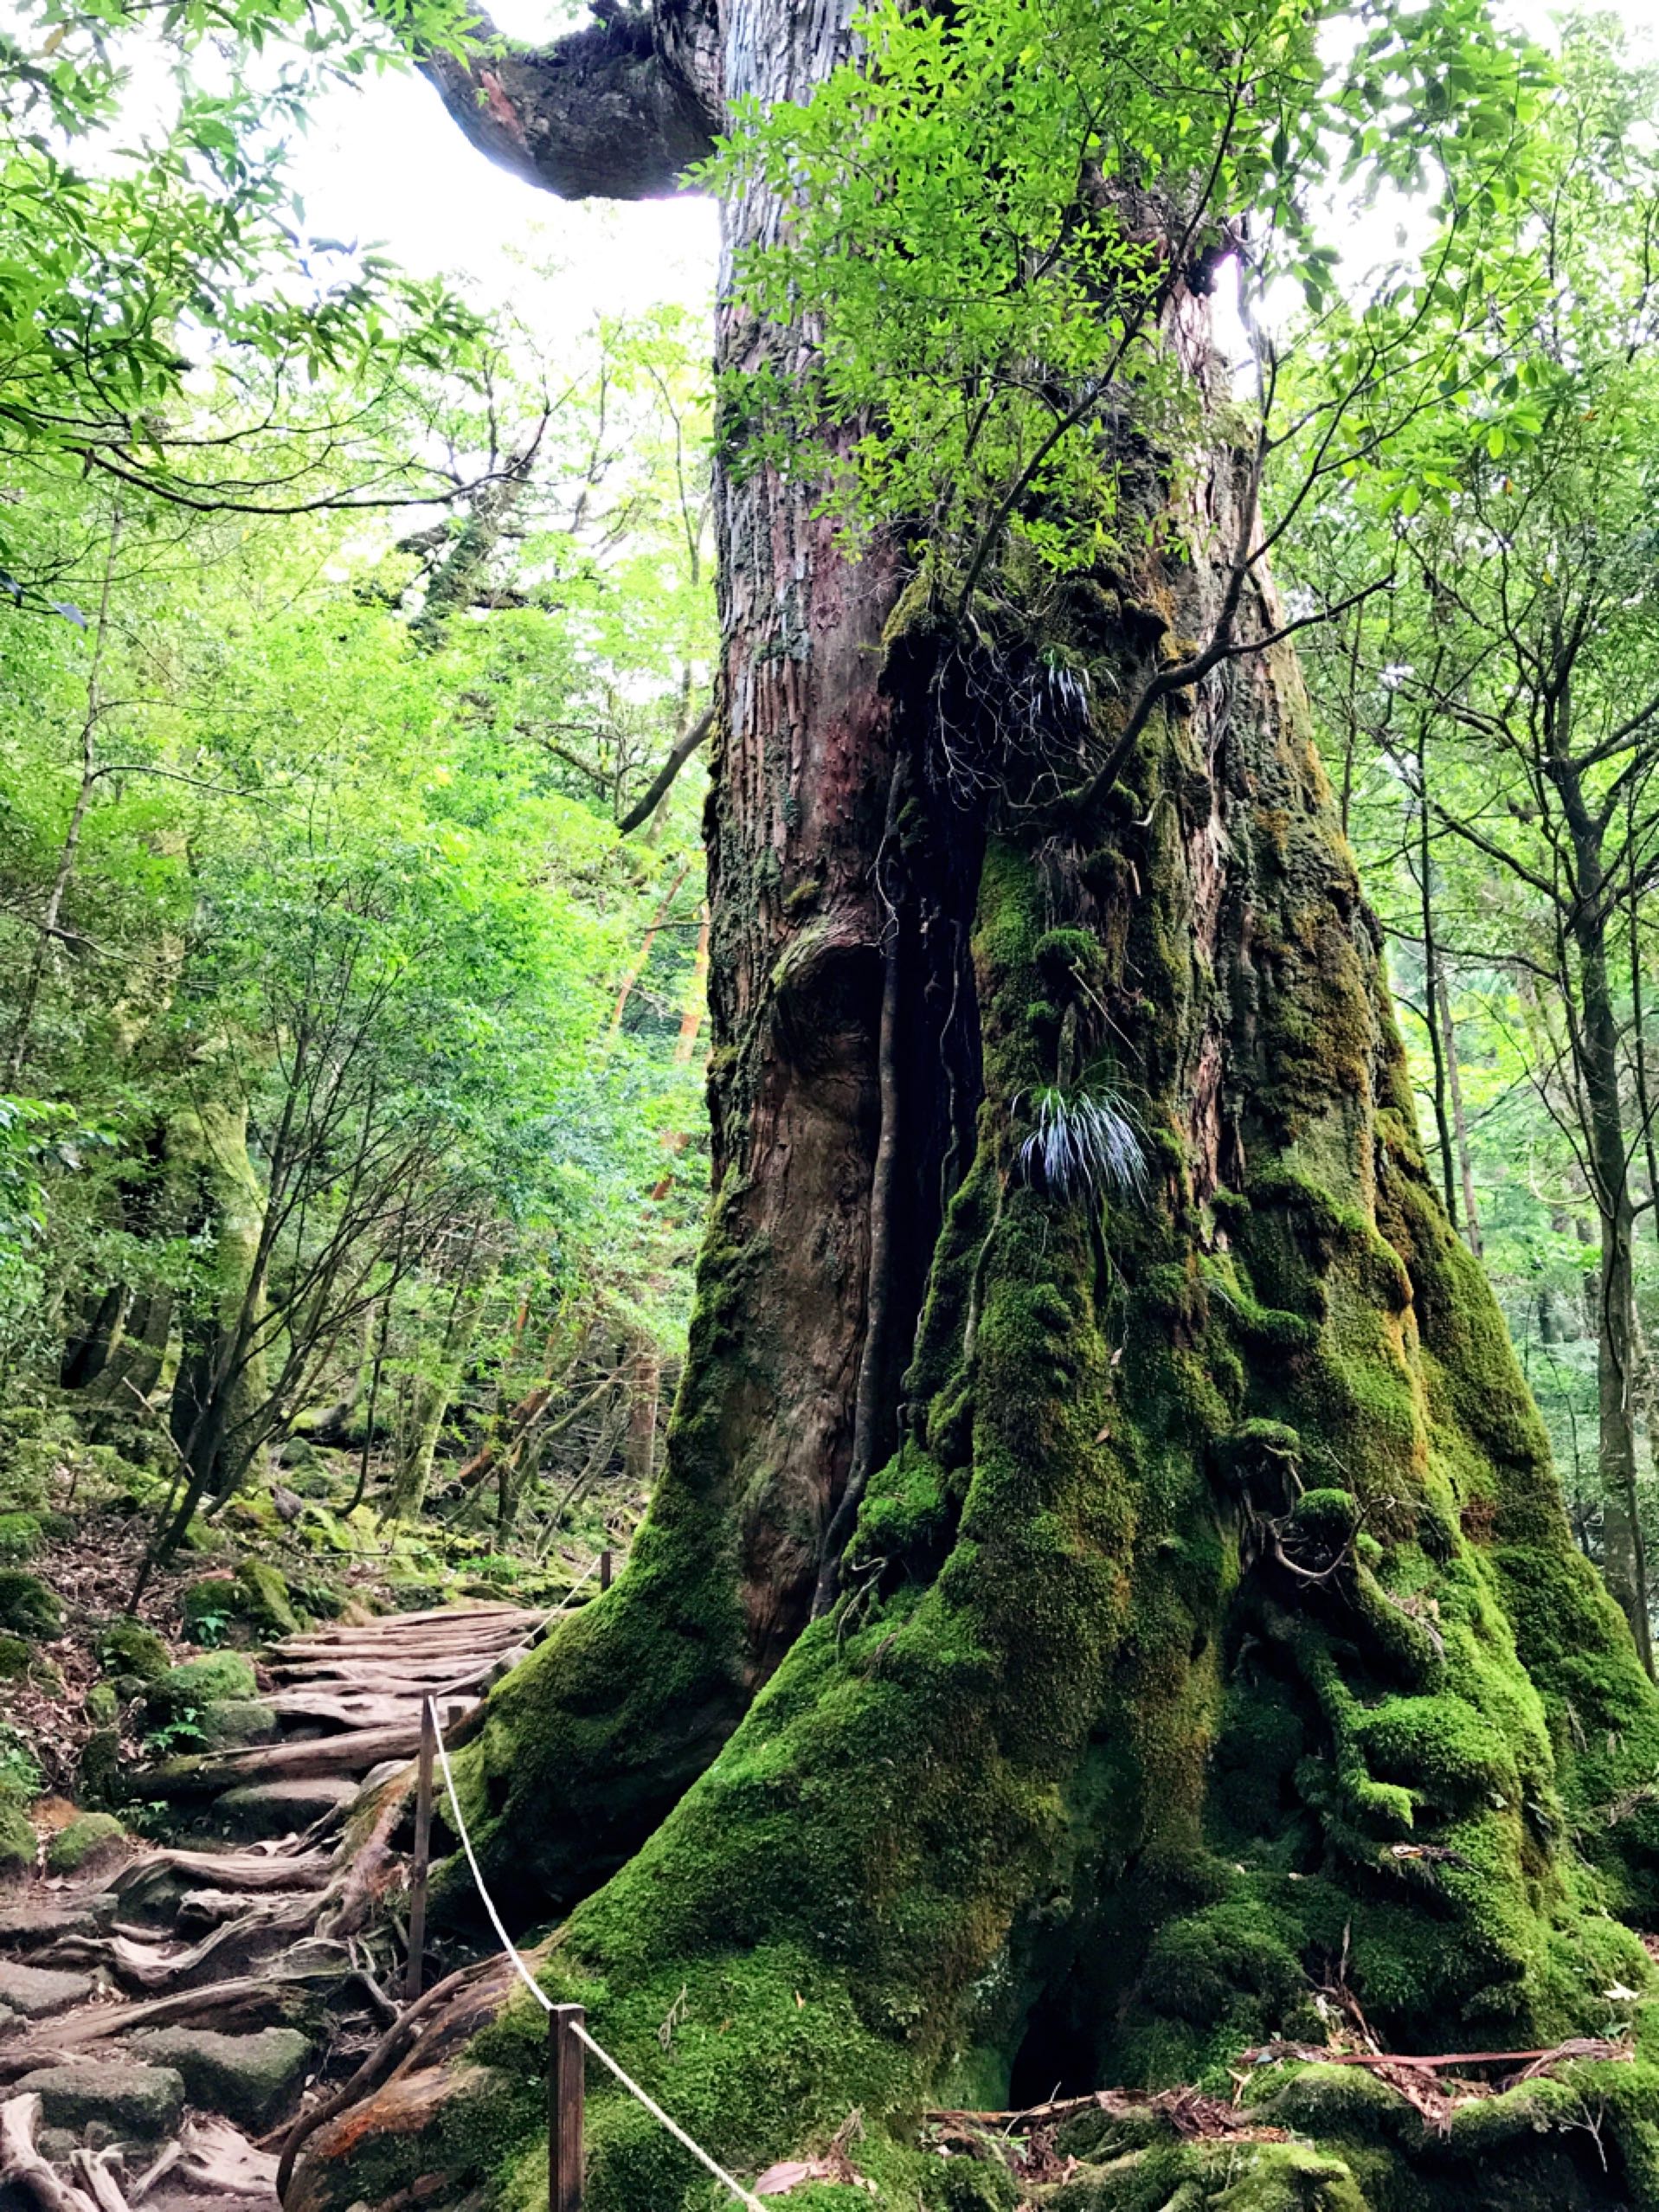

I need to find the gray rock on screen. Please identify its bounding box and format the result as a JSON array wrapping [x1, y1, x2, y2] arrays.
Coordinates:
[[196, 1699, 280, 1751], [215, 1776, 357, 1840], [0, 1961, 93, 2019], [17, 2062, 183, 2137], [132, 2026, 312, 2131]]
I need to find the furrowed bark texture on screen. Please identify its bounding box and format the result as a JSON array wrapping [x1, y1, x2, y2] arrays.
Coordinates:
[[420, 0, 974, 1931], [296, 9, 1659, 2209]]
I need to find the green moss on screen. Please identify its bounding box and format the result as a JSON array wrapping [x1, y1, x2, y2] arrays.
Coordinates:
[[96, 1617, 170, 1685], [0, 1572, 60, 1638], [0, 1795, 34, 1877], [46, 1812, 125, 1874], [181, 1561, 299, 1643], [235, 1559, 300, 1636], [150, 1650, 257, 1718], [312, 612, 1659, 2212], [0, 1514, 42, 1562]]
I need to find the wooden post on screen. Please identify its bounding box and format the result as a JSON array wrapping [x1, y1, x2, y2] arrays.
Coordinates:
[[599, 1548, 613, 1593], [548, 2004, 586, 2212], [405, 1699, 435, 2004]]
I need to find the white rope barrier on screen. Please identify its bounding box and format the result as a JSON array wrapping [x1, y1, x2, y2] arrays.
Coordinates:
[[428, 1697, 551, 2015], [570, 2021, 768, 2212], [425, 1688, 768, 2212]]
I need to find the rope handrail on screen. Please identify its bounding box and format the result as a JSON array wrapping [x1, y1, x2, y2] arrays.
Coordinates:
[[571, 2022, 767, 2212], [426, 1692, 768, 2212]]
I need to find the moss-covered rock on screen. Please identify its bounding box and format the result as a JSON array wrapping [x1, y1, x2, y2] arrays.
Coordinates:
[[95, 1616, 170, 1685], [0, 1572, 60, 1639], [235, 1557, 300, 1636], [17, 2062, 183, 2139], [132, 2025, 312, 2131], [0, 1635, 31, 1682], [78, 1727, 120, 1809], [45, 1812, 126, 1875], [182, 1559, 300, 1643], [0, 1513, 42, 1562], [0, 1795, 33, 1881], [196, 1698, 280, 1750], [150, 1650, 258, 1720]]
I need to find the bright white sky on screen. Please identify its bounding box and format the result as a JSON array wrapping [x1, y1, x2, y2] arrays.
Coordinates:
[[286, 0, 1656, 358]]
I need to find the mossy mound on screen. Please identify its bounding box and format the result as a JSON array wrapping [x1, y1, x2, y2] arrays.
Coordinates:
[[45, 1812, 126, 1875], [0, 1572, 61, 1639], [181, 1559, 300, 1643], [0, 1795, 34, 1880], [0, 1514, 42, 1563], [0, 1636, 32, 1682], [149, 1650, 258, 1720], [95, 1616, 170, 1685], [196, 1698, 279, 1750], [1036, 2049, 1659, 2209]]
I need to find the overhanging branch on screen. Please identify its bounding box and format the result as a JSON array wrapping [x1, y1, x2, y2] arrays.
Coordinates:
[[421, 0, 719, 202]]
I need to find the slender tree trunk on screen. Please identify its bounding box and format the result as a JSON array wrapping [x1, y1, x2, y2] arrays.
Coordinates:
[[1580, 948, 1653, 1675], [384, 1278, 484, 1522], [1559, 762, 1654, 1675], [1436, 970, 1483, 1258], [1411, 745, 1458, 1228], [166, 1099, 269, 1501], [5, 506, 120, 1084]]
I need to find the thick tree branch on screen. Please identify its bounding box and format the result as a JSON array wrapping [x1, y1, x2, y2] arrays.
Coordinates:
[[616, 704, 714, 833], [421, 0, 720, 203]]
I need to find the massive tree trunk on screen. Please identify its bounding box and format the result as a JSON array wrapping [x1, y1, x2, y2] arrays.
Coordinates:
[[292, 10, 1659, 2209]]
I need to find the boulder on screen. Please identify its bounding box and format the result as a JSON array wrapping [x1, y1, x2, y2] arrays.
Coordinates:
[[132, 2026, 312, 2131], [181, 1561, 299, 1646], [17, 2062, 183, 2138], [215, 1777, 357, 1841], [0, 1961, 93, 2019], [0, 1572, 60, 1638], [78, 1727, 120, 1809], [196, 1699, 280, 1751], [150, 1650, 257, 1720], [95, 1617, 170, 1686], [0, 1636, 30, 1682], [234, 1560, 299, 1636], [45, 1813, 126, 1876]]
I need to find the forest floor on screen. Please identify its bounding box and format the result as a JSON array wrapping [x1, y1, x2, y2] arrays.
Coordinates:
[[0, 1598, 556, 2212], [0, 1395, 637, 2208]]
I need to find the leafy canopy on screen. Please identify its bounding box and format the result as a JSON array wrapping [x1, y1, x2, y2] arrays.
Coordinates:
[[0, 0, 492, 601], [708, 0, 1548, 598]]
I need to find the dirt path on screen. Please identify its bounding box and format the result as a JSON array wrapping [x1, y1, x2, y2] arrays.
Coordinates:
[[0, 1601, 550, 2212]]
